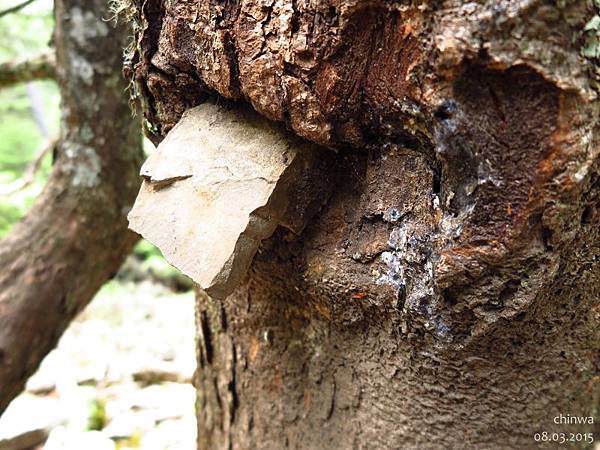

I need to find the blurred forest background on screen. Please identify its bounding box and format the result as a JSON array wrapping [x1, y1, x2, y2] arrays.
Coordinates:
[[0, 1, 196, 449], [0, 0, 56, 234]]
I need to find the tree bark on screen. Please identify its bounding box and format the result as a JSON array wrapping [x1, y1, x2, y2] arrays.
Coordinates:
[[0, 0, 143, 414], [0, 52, 56, 89], [129, 1, 599, 448]]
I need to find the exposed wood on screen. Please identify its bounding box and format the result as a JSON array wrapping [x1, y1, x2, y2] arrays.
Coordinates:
[[0, 0, 143, 414]]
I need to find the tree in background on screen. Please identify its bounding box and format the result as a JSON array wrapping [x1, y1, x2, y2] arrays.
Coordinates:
[[0, 0, 56, 235], [0, 0, 143, 414], [127, 1, 600, 449]]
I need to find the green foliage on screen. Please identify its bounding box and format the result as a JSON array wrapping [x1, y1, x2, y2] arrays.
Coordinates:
[[0, 1, 53, 60], [133, 239, 161, 259], [0, 203, 23, 236], [136, 241, 193, 291], [0, 83, 58, 238], [129, 240, 192, 291], [141, 255, 181, 280], [0, 0, 58, 238], [87, 397, 108, 431]]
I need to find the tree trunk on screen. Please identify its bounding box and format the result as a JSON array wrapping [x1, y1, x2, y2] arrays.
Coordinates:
[[129, 1, 600, 448], [0, 0, 143, 413]]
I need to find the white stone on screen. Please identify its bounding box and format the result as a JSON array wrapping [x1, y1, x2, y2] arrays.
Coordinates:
[[44, 429, 115, 450], [128, 103, 317, 298]]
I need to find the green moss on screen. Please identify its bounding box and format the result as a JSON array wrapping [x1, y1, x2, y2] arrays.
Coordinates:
[[87, 397, 108, 431]]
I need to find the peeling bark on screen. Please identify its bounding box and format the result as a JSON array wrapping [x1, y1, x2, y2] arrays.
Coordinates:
[[128, 0, 600, 448], [0, 0, 143, 414]]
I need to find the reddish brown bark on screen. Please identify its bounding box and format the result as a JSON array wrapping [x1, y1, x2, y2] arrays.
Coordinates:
[[129, 1, 599, 448], [0, 0, 143, 414]]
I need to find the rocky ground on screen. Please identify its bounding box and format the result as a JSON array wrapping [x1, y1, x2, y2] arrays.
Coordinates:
[[0, 279, 196, 450], [1, 260, 598, 450]]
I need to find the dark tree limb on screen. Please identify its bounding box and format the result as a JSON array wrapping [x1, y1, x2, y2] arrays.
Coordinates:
[[0, 52, 56, 89], [0, 0, 143, 414], [0, 0, 36, 19]]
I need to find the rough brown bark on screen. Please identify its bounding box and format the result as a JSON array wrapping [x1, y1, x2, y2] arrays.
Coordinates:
[[0, 0, 143, 414], [129, 1, 599, 448]]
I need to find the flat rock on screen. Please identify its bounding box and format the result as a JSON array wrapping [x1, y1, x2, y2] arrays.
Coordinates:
[[0, 428, 49, 450], [44, 429, 115, 450], [128, 102, 319, 299], [0, 394, 64, 445]]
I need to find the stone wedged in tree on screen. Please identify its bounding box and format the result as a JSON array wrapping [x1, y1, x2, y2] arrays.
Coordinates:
[[125, 1, 600, 312], [125, 0, 600, 448], [128, 102, 325, 299], [127, 0, 600, 339]]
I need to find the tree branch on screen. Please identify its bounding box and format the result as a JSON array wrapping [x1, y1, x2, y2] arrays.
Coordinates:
[[0, 0, 143, 414], [0, 52, 56, 89], [0, 137, 57, 196], [0, 0, 36, 19]]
